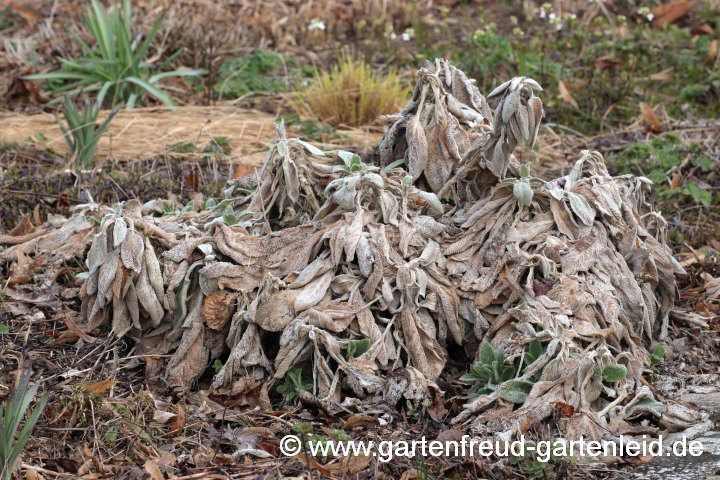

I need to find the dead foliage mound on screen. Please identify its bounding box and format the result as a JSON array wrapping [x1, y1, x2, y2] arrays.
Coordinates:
[[1, 60, 711, 448]]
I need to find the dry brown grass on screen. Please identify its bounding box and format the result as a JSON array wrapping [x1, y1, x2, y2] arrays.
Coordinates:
[[0, 106, 275, 165], [289, 52, 411, 127], [0, 105, 385, 165]]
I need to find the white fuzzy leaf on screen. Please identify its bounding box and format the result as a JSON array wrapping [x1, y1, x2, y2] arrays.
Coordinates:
[[567, 192, 596, 226], [113, 217, 127, 247], [513, 181, 533, 207]]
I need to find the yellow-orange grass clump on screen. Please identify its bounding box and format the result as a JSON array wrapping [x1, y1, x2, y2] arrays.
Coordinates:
[[290, 53, 410, 128]]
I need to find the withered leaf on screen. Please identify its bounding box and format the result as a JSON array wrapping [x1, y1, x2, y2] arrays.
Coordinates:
[[120, 230, 144, 274], [558, 81, 579, 110], [144, 237, 164, 300], [113, 217, 128, 247], [502, 89, 520, 122], [202, 292, 234, 330], [86, 231, 108, 275], [135, 263, 164, 326], [407, 115, 428, 180]]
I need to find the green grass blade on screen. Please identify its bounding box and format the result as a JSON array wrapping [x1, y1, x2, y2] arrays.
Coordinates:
[[96, 81, 114, 108], [126, 93, 138, 109], [123, 0, 132, 41], [124, 76, 175, 107], [23, 71, 95, 81], [148, 69, 207, 83], [90, 0, 113, 60]]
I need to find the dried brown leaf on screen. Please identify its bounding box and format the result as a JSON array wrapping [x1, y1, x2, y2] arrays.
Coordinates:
[[407, 115, 428, 180], [202, 292, 234, 330], [558, 81, 579, 110], [651, 1, 693, 29], [639, 102, 662, 132]]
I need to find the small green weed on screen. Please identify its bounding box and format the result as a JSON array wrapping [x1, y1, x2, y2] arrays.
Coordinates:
[[167, 141, 195, 154], [610, 135, 715, 208], [212, 359, 223, 373], [508, 438, 576, 479], [203, 136, 232, 156], [343, 338, 371, 359], [276, 368, 312, 405], [646, 345, 666, 373], [460, 340, 545, 403], [214, 50, 289, 100]]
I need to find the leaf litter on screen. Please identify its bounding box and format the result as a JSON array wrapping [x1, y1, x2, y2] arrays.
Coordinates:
[[1, 59, 712, 463]]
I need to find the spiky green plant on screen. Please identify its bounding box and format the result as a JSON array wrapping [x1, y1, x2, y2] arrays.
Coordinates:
[[58, 96, 118, 168], [25, 0, 205, 108], [0, 373, 48, 480]]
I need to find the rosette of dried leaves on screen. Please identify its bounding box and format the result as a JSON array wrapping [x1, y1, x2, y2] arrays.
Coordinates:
[[15, 62, 707, 444]]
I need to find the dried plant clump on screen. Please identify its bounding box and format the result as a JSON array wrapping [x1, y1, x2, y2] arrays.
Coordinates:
[[378, 59, 545, 202], [290, 52, 410, 127], [4, 60, 709, 449]]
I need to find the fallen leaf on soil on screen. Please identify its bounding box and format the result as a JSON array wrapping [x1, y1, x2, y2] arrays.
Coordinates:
[[400, 470, 420, 480], [342, 413, 378, 429], [707, 40, 718, 62], [4, 69, 49, 104], [427, 389, 449, 422], [670, 172, 683, 189], [232, 163, 255, 179], [649, 70, 674, 81], [626, 455, 655, 466], [552, 401, 576, 417], [10, 215, 35, 237], [436, 428, 465, 443], [170, 405, 186, 436], [296, 453, 372, 475], [202, 292, 234, 330], [24, 468, 45, 480], [639, 102, 662, 132], [85, 380, 115, 394], [594, 56, 621, 70], [558, 81, 579, 109], [61, 316, 97, 344], [185, 170, 199, 190], [143, 460, 163, 480], [9, 5, 42, 27], [651, 1, 693, 29], [691, 23, 714, 35]]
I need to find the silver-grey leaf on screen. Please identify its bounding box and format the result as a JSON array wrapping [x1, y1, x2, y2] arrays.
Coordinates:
[[487, 79, 512, 100], [513, 181, 534, 207], [502, 90, 520, 123], [86, 231, 108, 275], [407, 115, 428, 180], [567, 192, 596, 226], [113, 217, 127, 248]]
